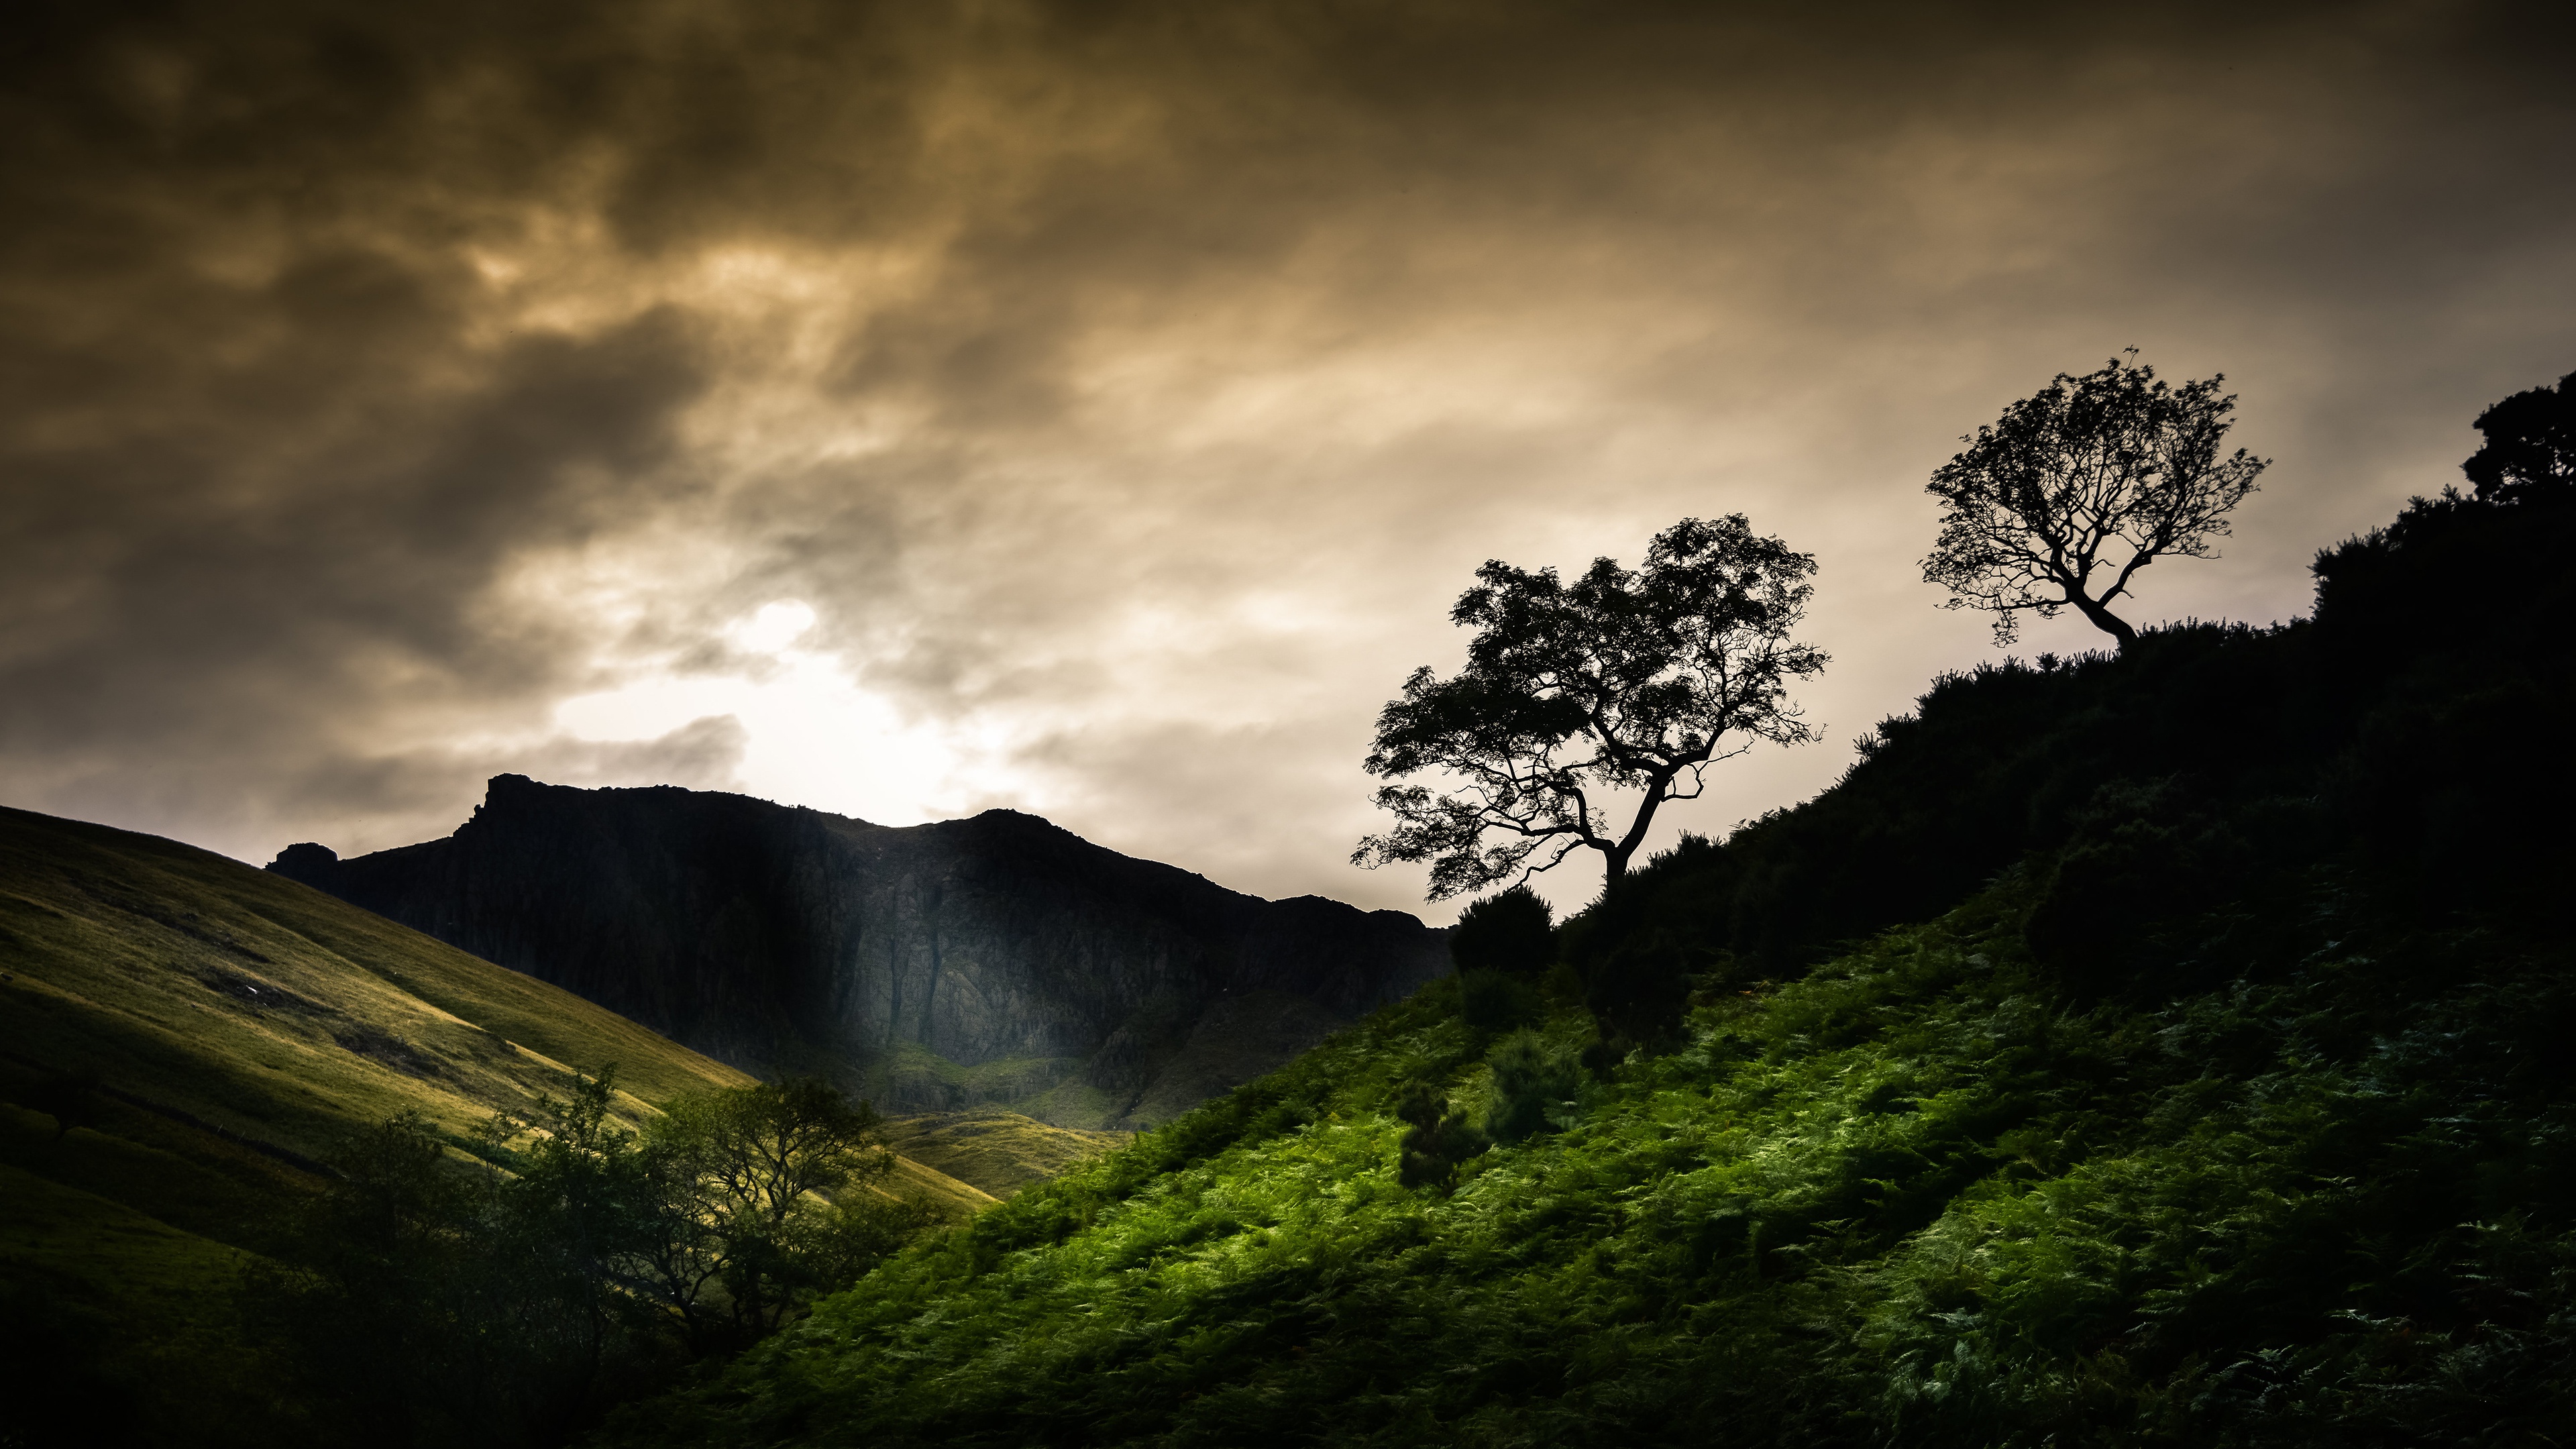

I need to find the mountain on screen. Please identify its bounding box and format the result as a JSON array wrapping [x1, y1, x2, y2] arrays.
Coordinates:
[[267, 781, 1450, 1129]]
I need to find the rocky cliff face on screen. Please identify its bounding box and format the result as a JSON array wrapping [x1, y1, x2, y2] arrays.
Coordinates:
[[268, 775, 1448, 1127]]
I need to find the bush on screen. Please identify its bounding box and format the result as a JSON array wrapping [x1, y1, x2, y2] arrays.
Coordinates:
[[1583, 927, 1694, 1055], [1393, 1078, 1485, 1191], [2022, 778, 2251, 1003], [1480, 1030, 1583, 1143], [1449, 885, 1556, 977], [1456, 969, 1544, 1034]]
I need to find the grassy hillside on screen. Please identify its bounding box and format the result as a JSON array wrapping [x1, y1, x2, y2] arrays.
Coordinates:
[[610, 402, 2576, 1446], [619, 879, 2575, 1448], [0, 808, 988, 1443], [878, 1111, 1132, 1199], [0, 808, 761, 1140]]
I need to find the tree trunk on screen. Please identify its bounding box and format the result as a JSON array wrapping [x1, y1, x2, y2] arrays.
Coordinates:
[[2070, 593, 2139, 649], [1603, 841, 1636, 885], [1603, 773, 1680, 888]]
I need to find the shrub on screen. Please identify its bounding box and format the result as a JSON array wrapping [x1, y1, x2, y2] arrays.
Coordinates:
[[1449, 885, 1556, 977], [1480, 1030, 1583, 1143]]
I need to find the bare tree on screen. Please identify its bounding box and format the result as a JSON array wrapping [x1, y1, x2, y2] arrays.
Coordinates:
[[1354, 515, 1827, 901], [1923, 353, 2267, 649]]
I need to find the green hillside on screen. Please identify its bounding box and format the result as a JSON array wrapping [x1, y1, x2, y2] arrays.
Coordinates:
[[610, 396, 2576, 1446], [0, 808, 991, 1443], [620, 885, 2575, 1448], [878, 1111, 1133, 1199]]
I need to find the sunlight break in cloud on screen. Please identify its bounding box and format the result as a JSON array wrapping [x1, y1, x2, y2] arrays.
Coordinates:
[[552, 600, 993, 827]]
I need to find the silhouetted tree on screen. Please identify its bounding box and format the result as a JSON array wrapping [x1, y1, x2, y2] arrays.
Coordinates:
[[2463, 368, 2575, 503], [1356, 515, 1827, 900], [1924, 353, 2267, 649]]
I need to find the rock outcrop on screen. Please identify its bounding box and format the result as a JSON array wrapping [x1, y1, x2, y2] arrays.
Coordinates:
[[268, 775, 1448, 1127]]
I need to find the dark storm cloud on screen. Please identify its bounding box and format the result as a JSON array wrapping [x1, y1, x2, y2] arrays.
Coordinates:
[[3, 0, 2571, 900], [0, 0, 729, 840]]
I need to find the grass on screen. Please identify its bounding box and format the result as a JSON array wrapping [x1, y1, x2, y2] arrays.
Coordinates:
[[0, 806, 982, 1445], [860, 998, 1351, 1134], [877, 1111, 1130, 1199], [0, 807, 759, 1163], [0, 1160, 278, 1446]]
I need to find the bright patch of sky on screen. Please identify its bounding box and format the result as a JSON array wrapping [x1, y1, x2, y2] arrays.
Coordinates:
[[551, 600, 994, 827]]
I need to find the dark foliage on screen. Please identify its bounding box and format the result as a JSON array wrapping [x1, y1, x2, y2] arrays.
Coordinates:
[[1451, 888, 1557, 1036], [1455, 967, 1544, 1035], [1581, 926, 1695, 1061], [1448, 885, 1555, 977], [2463, 368, 2576, 503], [2020, 777, 2273, 1005], [1479, 1029, 1584, 1144], [246, 1073, 934, 1448]]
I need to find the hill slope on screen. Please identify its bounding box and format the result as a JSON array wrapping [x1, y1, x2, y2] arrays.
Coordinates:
[[0, 808, 993, 1444], [610, 405, 2576, 1446], [621, 881, 2576, 1448], [267, 784, 1450, 1128]]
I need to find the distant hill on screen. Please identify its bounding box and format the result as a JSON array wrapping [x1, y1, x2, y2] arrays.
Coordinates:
[[269, 783, 1450, 1129], [0, 806, 998, 1444]]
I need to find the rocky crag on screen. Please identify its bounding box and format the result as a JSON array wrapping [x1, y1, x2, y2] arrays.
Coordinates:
[[269, 776, 1448, 1128]]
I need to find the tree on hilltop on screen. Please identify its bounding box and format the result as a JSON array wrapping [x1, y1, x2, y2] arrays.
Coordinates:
[[1923, 352, 2267, 649], [2463, 368, 2575, 503], [1354, 515, 1827, 901]]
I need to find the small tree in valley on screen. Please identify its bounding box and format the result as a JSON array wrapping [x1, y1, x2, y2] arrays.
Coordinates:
[[1354, 515, 1827, 900], [1923, 352, 2267, 649], [644, 1077, 898, 1340]]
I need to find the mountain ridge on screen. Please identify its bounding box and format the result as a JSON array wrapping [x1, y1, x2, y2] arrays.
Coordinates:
[[269, 777, 1450, 1128]]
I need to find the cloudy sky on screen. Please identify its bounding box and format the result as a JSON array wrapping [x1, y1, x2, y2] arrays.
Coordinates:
[[5, 0, 2571, 921]]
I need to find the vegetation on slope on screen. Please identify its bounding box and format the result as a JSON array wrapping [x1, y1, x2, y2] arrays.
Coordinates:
[[0, 808, 761, 1148], [877, 1111, 1132, 1199], [614, 378, 2576, 1446], [621, 880, 2576, 1446], [0, 812, 985, 1444]]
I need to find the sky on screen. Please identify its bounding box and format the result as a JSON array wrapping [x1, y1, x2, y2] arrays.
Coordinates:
[[5, 0, 2572, 924]]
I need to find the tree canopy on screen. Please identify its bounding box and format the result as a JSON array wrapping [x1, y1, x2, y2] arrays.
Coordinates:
[[2463, 368, 2576, 503], [1354, 515, 1826, 900], [254, 1071, 930, 1444], [1923, 353, 2266, 649]]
